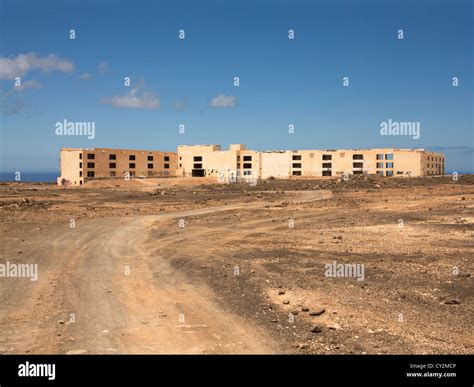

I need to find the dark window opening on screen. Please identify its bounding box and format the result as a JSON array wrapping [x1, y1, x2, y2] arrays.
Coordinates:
[[292, 171, 302, 176], [79, 154, 82, 159], [87, 162, 95, 168], [322, 163, 332, 168], [322, 170, 332, 176], [109, 163, 116, 169], [87, 154, 95, 160], [292, 163, 302, 168], [292, 155, 302, 160], [243, 163, 252, 169], [147, 155, 153, 161], [192, 169, 205, 177], [193, 163, 202, 169], [109, 154, 116, 160], [193, 156, 203, 162], [164, 156, 170, 161], [129, 163, 136, 169], [87, 171, 95, 177], [243, 156, 252, 161], [353, 154, 363, 160], [353, 170, 363, 175], [376, 154, 384, 160], [322, 154, 332, 160], [129, 155, 136, 161], [353, 162, 363, 168], [164, 164, 169, 169], [148, 163, 153, 169]]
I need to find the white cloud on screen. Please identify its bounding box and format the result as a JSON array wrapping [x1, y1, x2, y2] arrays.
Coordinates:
[[102, 82, 160, 110], [0, 53, 74, 80], [97, 61, 109, 75], [210, 93, 237, 108], [80, 72, 92, 80], [14, 80, 42, 91]]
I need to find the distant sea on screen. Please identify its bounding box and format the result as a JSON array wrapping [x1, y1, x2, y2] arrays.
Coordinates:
[[0, 172, 59, 183]]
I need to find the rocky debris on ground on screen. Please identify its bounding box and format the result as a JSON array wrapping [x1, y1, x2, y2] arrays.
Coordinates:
[[310, 325, 323, 333], [0, 199, 52, 210], [309, 308, 326, 316]]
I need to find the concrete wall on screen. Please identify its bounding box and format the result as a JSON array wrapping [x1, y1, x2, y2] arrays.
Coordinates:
[[60, 144, 445, 185], [421, 151, 445, 176], [176, 145, 444, 179], [177, 144, 221, 177], [260, 152, 291, 178], [59, 148, 178, 185], [58, 149, 83, 186]]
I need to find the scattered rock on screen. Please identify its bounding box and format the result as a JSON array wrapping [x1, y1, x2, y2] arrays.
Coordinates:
[[309, 308, 325, 316], [444, 299, 461, 305], [278, 290, 286, 295], [310, 325, 322, 333]]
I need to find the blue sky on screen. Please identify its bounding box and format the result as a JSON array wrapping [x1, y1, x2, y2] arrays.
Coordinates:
[[0, 0, 472, 172]]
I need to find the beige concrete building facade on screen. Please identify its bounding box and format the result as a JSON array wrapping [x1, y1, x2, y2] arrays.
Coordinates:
[[59, 145, 444, 185], [177, 144, 445, 180], [58, 148, 177, 186]]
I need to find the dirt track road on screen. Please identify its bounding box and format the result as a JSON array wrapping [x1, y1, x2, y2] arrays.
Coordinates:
[[0, 190, 332, 354]]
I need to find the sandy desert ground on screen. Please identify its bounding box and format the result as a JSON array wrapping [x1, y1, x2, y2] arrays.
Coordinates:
[[0, 175, 472, 354]]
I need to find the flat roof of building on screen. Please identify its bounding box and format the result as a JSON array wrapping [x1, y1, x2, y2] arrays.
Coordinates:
[[61, 146, 444, 154], [60, 147, 175, 153]]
